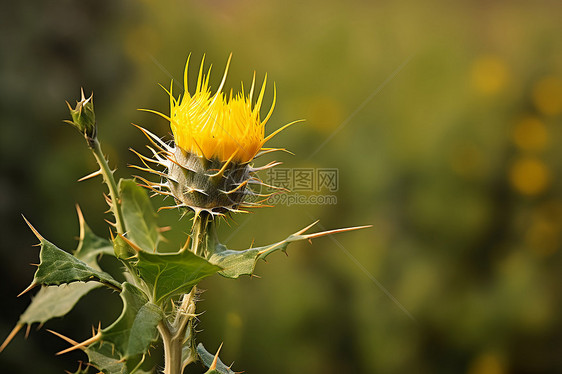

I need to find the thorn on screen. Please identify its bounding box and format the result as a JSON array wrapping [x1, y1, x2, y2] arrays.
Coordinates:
[[29, 263, 39, 267], [104, 219, 117, 228], [17, 283, 36, 297], [0, 324, 23, 352], [303, 225, 373, 240], [117, 234, 143, 253], [157, 204, 184, 212], [75, 205, 87, 252], [249, 161, 283, 172], [21, 215, 44, 241], [181, 236, 191, 252], [208, 152, 237, 179], [221, 180, 249, 195], [75, 204, 85, 225], [47, 329, 79, 346], [129, 164, 170, 179], [295, 220, 319, 236], [65, 362, 84, 374], [55, 331, 101, 355], [25, 324, 31, 339], [210, 343, 223, 370], [103, 193, 113, 206], [131, 124, 168, 152], [77, 169, 103, 182]]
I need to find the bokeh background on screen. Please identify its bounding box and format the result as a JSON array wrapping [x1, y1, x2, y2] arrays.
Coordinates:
[[1, 0, 562, 373]]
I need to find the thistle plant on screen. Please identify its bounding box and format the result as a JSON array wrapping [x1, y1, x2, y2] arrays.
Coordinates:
[[1, 55, 368, 374]]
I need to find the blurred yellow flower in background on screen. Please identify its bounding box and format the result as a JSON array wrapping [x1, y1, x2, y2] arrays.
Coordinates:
[[470, 55, 509, 95], [511, 116, 549, 152], [532, 76, 562, 116], [509, 156, 550, 196], [467, 352, 506, 374]]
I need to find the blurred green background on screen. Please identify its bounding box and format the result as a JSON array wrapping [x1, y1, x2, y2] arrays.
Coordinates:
[[1, 0, 562, 373]]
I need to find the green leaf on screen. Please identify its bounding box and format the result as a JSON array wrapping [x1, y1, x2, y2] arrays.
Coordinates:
[[136, 250, 221, 305], [102, 282, 162, 358], [31, 237, 120, 290], [18, 283, 99, 325], [19, 216, 114, 326], [209, 221, 368, 278], [197, 343, 236, 374], [207, 230, 308, 279], [0, 216, 120, 354], [86, 342, 151, 374], [126, 303, 162, 357], [207, 243, 260, 279], [86, 342, 126, 374], [119, 179, 160, 252]]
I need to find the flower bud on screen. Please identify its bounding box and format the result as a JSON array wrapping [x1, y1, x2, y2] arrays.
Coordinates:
[[65, 89, 97, 147], [167, 147, 251, 214]]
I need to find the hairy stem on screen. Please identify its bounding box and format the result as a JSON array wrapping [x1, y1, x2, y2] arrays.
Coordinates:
[[91, 138, 144, 286], [160, 289, 198, 374], [190, 212, 210, 257], [90, 138, 126, 234], [158, 321, 183, 374]]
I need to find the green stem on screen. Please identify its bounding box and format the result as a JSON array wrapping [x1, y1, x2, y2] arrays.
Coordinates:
[[159, 289, 197, 374], [91, 138, 143, 287], [158, 321, 183, 374], [190, 212, 210, 257], [91, 138, 126, 235]]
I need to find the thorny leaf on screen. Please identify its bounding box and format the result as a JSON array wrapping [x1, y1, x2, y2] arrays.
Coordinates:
[[208, 221, 370, 278], [197, 343, 237, 374], [136, 250, 221, 305]]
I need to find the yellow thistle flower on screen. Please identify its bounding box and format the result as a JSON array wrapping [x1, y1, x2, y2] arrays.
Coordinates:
[[171, 55, 272, 163], [135, 55, 297, 217], [145, 54, 291, 164]]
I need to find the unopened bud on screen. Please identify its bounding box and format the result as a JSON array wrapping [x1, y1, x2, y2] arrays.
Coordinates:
[[65, 89, 97, 147]]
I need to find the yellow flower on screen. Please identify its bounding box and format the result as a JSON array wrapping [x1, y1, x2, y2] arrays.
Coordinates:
[[148, 54, 291, 164], [136, 55, 297, 216]]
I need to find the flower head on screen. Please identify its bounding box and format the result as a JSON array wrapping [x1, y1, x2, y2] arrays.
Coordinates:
[[135, 55, 296, 217], [170, 55, 274, 164]]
